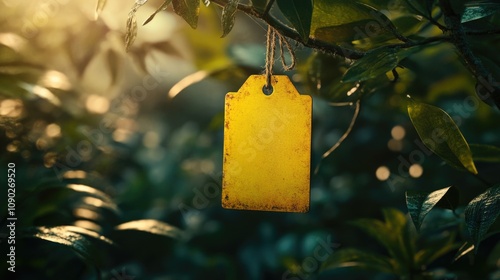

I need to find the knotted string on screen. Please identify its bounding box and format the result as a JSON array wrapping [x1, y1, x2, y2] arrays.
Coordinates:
[[264, 26, 296, 90]]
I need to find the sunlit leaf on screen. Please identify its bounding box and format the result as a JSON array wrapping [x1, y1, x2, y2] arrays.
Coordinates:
[[454, 241, 474, 262], [461, 1, 500, 23], [277, 0, 312, 42], [115, 219, 183, 239], [470, 143, 500, 163], [25, 226, 113, 259], [172, 0, 201, 29], [143, 0, 173, 26], [125, 13, 138, 51], [342, 46, 420, 83], [407, 98, 478, 174], [414, 231, 458, 267], [350, 208, 412, 267], [311, 0, 399, 44], [320, 248, 395, 274], [221, 0, 239, 38], [95, 0, 107, 20], [406, 186, 458, 231], [465, 184, 500, 252]]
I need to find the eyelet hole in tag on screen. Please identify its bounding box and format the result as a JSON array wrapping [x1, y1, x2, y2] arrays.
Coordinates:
[[262, 85, 274, 95], [222, 75, 312, 213]]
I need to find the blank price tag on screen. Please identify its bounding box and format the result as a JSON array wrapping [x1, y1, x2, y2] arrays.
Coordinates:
[[222, 75, 312, 212]]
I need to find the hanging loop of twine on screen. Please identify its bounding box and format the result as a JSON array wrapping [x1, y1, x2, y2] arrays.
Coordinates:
[[264, 25, 296, 90]]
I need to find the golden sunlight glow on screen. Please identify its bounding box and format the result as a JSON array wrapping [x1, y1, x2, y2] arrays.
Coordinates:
[[347, 83, 360, 96], [143, 131, 160, 148], [112, 128, 131, 142], [63, 170, 87, 179], [82, 197, 104, 208], [73, 220, 102, 232], [391, 125, 406, 140], [29, 85, 62, 106], [168, 70, 208, 99], [66, 184, 108, 199], [43, 152, 57, 168], [39, 70, 72, 90], [0, 32, 26, 50], [0, 99, 23, 117], [6, 141, 19, 153], [375, 166, 390, 181], [86, 94, 110, 114], [45, 123, 61, 138], [387, 139, 403, 152], [409, 164, 423, 178], [74, 208, 99, 220]]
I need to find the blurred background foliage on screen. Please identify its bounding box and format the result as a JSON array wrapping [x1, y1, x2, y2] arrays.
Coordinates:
[[0, 0, 499, 279]]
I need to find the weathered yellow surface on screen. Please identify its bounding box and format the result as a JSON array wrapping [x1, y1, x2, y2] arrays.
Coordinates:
[[222, 75, 312, 212]]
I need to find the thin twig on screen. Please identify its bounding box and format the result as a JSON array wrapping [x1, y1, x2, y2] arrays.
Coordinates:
[[314, 100, 361, 174]]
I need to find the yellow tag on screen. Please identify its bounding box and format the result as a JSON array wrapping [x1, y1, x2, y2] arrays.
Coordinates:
[[222, 75, 312, 212]]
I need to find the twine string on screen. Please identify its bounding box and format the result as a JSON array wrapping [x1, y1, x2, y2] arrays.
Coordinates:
[[264, 26, 296, 90]]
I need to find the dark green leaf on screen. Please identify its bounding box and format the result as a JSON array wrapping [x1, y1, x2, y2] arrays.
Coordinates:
[[350, 208, 412, 268], [251, 0, 269, 13], [342, 47, 419, 83], [24, 226, 113, 260], [465, 184, 500, 252], [95, 0, 107, 20], [407, 98, 478, 174], [115, 219, 184, 239], [320, 248, 395, 274], [470, 143, 500, 162], [172, 0, 201, 29], [461, 2, 500, 23], [414, 231, 458, 267], [406, 186, 458, 231], [277, 0, 312, 42], [221, 0, 239, 38], [143, 0, 173, 26]]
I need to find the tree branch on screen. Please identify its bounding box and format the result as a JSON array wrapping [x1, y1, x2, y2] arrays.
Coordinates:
[[210, 0, 365, 59], [438, 0, 500, 106]]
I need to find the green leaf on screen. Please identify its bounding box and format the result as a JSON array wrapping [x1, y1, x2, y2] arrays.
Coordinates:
[[95, 0, 107, 20], [172, 0, 201, 29], [277, 0, 312, 42], [221, 0, 239, 38], [250, 0, 269, 13], [320, 248, 395, 274], [143, 0, 173, 26], [461, 1, 500, 23], [342, 46, 419, 83], [470, 143, 500, 163], [350, 208, 413, 270], [406, 186, 459, 231], [407, 98, 478, 174], [414, 231, 459, 267], [115, 219, 184, 239], [465, 184, 500, 252], [311, 0, 399, 44]]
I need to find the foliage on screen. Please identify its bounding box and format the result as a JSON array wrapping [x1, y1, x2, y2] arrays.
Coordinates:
[[1, 0, 499, 279]]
